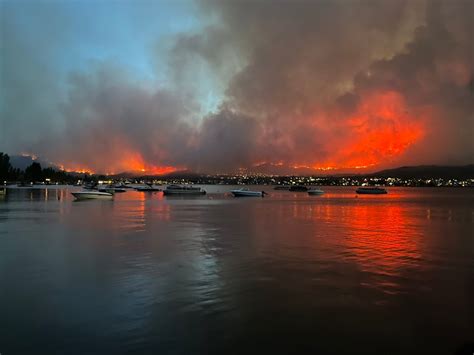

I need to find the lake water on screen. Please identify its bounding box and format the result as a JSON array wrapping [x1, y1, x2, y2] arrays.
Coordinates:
[[0, 186, 473, 354]]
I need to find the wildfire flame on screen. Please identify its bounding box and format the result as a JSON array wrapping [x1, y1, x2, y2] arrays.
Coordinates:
[[256, 91, 426, 172], [336, 91, 426, 167], [118, 152, 177, 175], [24, 92, 426, 175], [58, 151, 178, 175]]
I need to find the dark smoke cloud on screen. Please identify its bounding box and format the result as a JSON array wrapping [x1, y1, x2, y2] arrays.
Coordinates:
[[351, 0, 474, 165], [33, 64, 198, 172], [190, 0, 473, 169], [33, 64, 262, 173], [1, 0, 472, 173]]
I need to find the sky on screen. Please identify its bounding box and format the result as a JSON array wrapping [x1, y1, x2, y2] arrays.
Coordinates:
[[1, 0, 473, 174]]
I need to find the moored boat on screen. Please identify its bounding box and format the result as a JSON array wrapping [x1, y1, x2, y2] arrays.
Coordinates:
[[289, 185, 308, 192], [308, 189, 324, 195], [135, 184, 162, 192], [83, 182, 98, 190], [98, 186, 126, 193], [231, 188, 267, 197], [163, 185, 206, 195], [71, 191, 114, 200], [356, 187, 387, 195]]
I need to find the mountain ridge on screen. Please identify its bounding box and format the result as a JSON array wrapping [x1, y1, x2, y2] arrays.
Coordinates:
[[7, 154, 473, 179]]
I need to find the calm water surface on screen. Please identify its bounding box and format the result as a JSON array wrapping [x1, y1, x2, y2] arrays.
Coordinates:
[[0, 186, 473, 354]]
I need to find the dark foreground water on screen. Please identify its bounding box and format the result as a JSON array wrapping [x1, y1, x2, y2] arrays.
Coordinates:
[[0, 186, 473, 355]]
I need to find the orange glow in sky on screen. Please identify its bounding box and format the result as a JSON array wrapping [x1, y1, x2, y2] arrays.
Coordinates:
[[32, 92, 427, 175], [336, 91, 425, 167], [58, 151, 178, 175], [293, 91, 426, 171], [117, 151, 177, 175]]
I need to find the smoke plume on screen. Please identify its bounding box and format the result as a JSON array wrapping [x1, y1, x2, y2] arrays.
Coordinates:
[[1, 0, 472, 173]]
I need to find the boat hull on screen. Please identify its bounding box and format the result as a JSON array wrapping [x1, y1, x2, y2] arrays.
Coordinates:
[[289, 186, 308, 192], [135, 187, 162, 192], [163, 185, 206, 195], [356, 188, 387, 195], [231, 190, 264, 197], [308, 189, 324, 195], [99, 188, 126, 193], [71, 192, 113, 200]]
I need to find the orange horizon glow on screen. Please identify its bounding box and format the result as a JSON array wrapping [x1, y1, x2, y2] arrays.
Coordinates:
[[332, 91, 426, 168], [57, 151, 179, 175], [252, 91, 426, 172], [20, 91, 427, 175]]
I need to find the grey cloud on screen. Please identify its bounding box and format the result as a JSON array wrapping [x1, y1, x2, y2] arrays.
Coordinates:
[[1, 0, 472, 173]]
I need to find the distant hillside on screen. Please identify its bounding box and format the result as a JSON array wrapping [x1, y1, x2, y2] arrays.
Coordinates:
[[109, 169, 196, 179], [370, 165, 474, 179], [9, 155, 55, 171], [109, 165, 474, 179]]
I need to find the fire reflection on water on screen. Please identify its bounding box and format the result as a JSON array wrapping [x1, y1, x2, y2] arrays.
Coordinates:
[[284, 197, 426, 300], [111, 191, 171, 232], [342, 203, 422, 274], [0, 186, 472, 354]]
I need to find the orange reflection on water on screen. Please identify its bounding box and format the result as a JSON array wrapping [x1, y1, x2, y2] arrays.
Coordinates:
[[288, 196, 425, 299], [344, 203, 422, 276], [152, 202, 171, 221], [293, 194, 423, 277], [110, 192, 148, 232], [112, 192, 172, 232]]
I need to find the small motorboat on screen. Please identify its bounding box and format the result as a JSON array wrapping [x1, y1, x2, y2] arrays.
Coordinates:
[[231, 188, 267, 197], [135, 184, 161, 192], [308, 189, 324, 195], [83, 182, 98, 190], [163, 185, 206, 195], [356, 187, 387, 195], [71, 191, 114, 200], [289, 185, 308, 192]]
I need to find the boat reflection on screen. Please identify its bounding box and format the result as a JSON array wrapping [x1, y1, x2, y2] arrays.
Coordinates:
[[108, 191, 172, 232]]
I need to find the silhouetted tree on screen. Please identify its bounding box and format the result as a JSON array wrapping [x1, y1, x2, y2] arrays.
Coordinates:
[[24, 162, 43, 182], [9, 167, 21, 181], [0, 152, 20, 182], [0, 153, 11, 182]]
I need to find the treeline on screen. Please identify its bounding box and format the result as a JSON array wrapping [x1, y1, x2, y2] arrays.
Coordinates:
[[0, 152, 85, 184]]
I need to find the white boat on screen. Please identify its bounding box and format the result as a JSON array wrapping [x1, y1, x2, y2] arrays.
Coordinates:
[[231, 188, 267, 197], [71, 191, 114, 200], [307, 189, 324, 195], [163, 185, 206, 195]]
